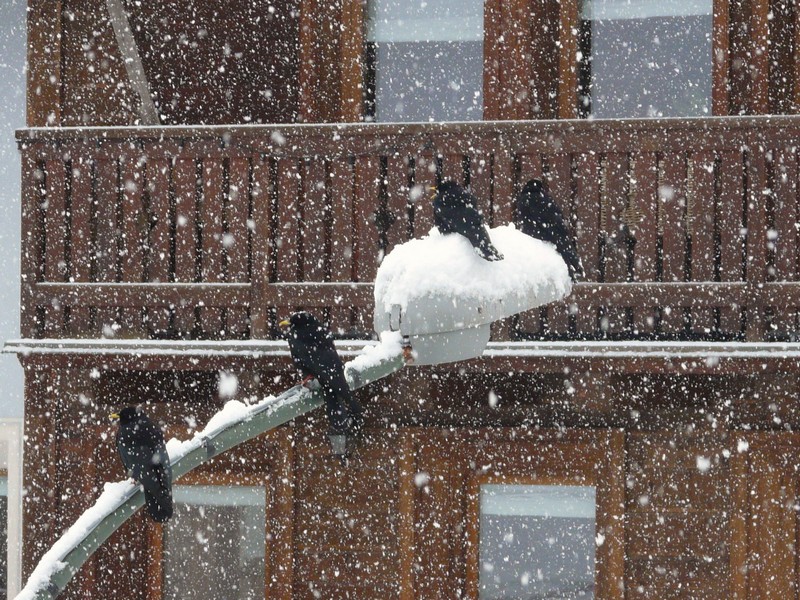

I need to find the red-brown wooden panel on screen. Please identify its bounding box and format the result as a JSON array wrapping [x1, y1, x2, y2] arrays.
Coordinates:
[[544, 153, 573, 337], [200, 158, 226, 334], [689, 151, 717, 335], [746, 151, 769, 340], [146, 156, 172, 335], [353, 156, 381, 332], [385, 155, 411, 257], [602, 152, 631, 336], [630, 152, 659, 336], [771, 147, 799, 335], [19, 150, 44, 337], [226, 156, 251, 335], [119, 151, 147, 336], [412, 154, 436, 237], [574, 152, 601, 333], [440, 153, 464, 184], [250, 155, 273, 337], [329, 157, 356, 334], [490, 146, 516, 340], [275, 158, 300, 283], [301, 158, 328, 283], [514, 153, 544, 336], [69, 151, 94, 334], [718, 150, 746, 334], [43, 159, 67, 336], [353, 156, 381, 282], [173, 155, 198, 334], [659, 153, 688, 334]]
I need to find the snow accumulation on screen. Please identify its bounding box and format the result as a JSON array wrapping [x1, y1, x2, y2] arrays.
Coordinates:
[[374, 224, 572, 336]]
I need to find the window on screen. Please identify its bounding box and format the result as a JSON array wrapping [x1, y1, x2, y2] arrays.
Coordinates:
[[578, 0, 713, 118], [479, 484, 596, 599], [365, 0, 485, 122], [161, 485, 267, 600]]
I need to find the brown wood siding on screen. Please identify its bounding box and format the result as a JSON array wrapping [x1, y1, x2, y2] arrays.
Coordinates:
[[17, 118, 800, 342]]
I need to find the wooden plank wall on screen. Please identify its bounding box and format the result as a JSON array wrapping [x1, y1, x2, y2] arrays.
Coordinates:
[[18, 119, 800, 342]]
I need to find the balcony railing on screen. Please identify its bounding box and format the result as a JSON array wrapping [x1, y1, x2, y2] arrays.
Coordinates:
[[17, 116, 800, 342]]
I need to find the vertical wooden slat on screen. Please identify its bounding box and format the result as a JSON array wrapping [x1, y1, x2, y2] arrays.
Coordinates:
[[397, 430, 416, 600], [689, 151, 717, 335], [718, 150, 746, 335], [574, 153, 601, 334], [749, 0, 770, 114], [329, 157, 355, 334], [69, 151, 94, 334], [43, 158, 67, 336], [339, 0, 364, 122], [94, 151, 120, 336], [275, 157, 300, 324], [491, 145, 516, 340], [353, 156, 381, 282], [27, 0, 62, 126], [771, 147, 799, 335], [200, 158, 226, 335], [482, 0, 503, 120], [602, 152, 631, 336], [173, 155, 199, 335], [557, 0, 579, 118], [119, 152, 147, 336], [515, 154, 544, 336], [746, 150, 769, 340], [712, 0, 731, 115], [226, 156, 252, 336], [630, 152, 659, 336], [385, 155, 412, 256], [659, 153, 688, 335], [412, 154, 436, 237], [730, 438, 749, 599], [250, 155, 274, 338], [20, 148, 43, 337], [268, 430, 294, 600], [146, 156, 173, 335], [354, 156, 382, 332], [301, 159, 329, 283], [544, 154, 573, 337]]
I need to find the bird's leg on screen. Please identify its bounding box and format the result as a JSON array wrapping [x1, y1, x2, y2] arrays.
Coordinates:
[[402, 336, 415, 365], [300, 373, 316, 388]]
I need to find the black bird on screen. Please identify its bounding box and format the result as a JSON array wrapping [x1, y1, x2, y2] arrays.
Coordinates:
[[513, 178, 584, 281], [279, 311, 362, 440], [111, 406, 173, 522], [433, 181, 503, 261]]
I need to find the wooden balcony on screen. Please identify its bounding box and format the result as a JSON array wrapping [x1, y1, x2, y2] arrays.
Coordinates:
[[17, 116, 800, 343]]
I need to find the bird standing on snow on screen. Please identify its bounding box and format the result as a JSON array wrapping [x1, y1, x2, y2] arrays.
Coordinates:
[[514, 178, 584, 281], [433, 181, 504, 261], [111, 406, 173, 522], [280, 311, 363, 444]]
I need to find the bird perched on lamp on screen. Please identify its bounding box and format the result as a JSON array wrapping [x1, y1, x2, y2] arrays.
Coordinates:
[[432, 180, 504, 261], [279, 311, 363, 457], [111, 406, 173, 522], [513, 178, 584, 281]]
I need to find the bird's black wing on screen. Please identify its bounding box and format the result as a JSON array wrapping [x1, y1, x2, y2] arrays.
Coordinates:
[[116, 418, 173, 522], [287, 329, 361, 435], [434, 199, 503, 261], [515, 183, 584, 279]]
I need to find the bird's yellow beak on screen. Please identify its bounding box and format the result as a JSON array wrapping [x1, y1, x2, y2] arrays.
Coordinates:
[[109, 413, 120, 420], [429, 185, 437, 199], [278, 319, 290, 329]]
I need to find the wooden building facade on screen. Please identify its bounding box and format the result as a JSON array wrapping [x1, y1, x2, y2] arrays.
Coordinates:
[[14, 0, 800, 598]]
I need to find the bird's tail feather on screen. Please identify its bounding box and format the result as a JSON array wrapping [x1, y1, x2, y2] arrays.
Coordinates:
[[145, 489, 173, 522]]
